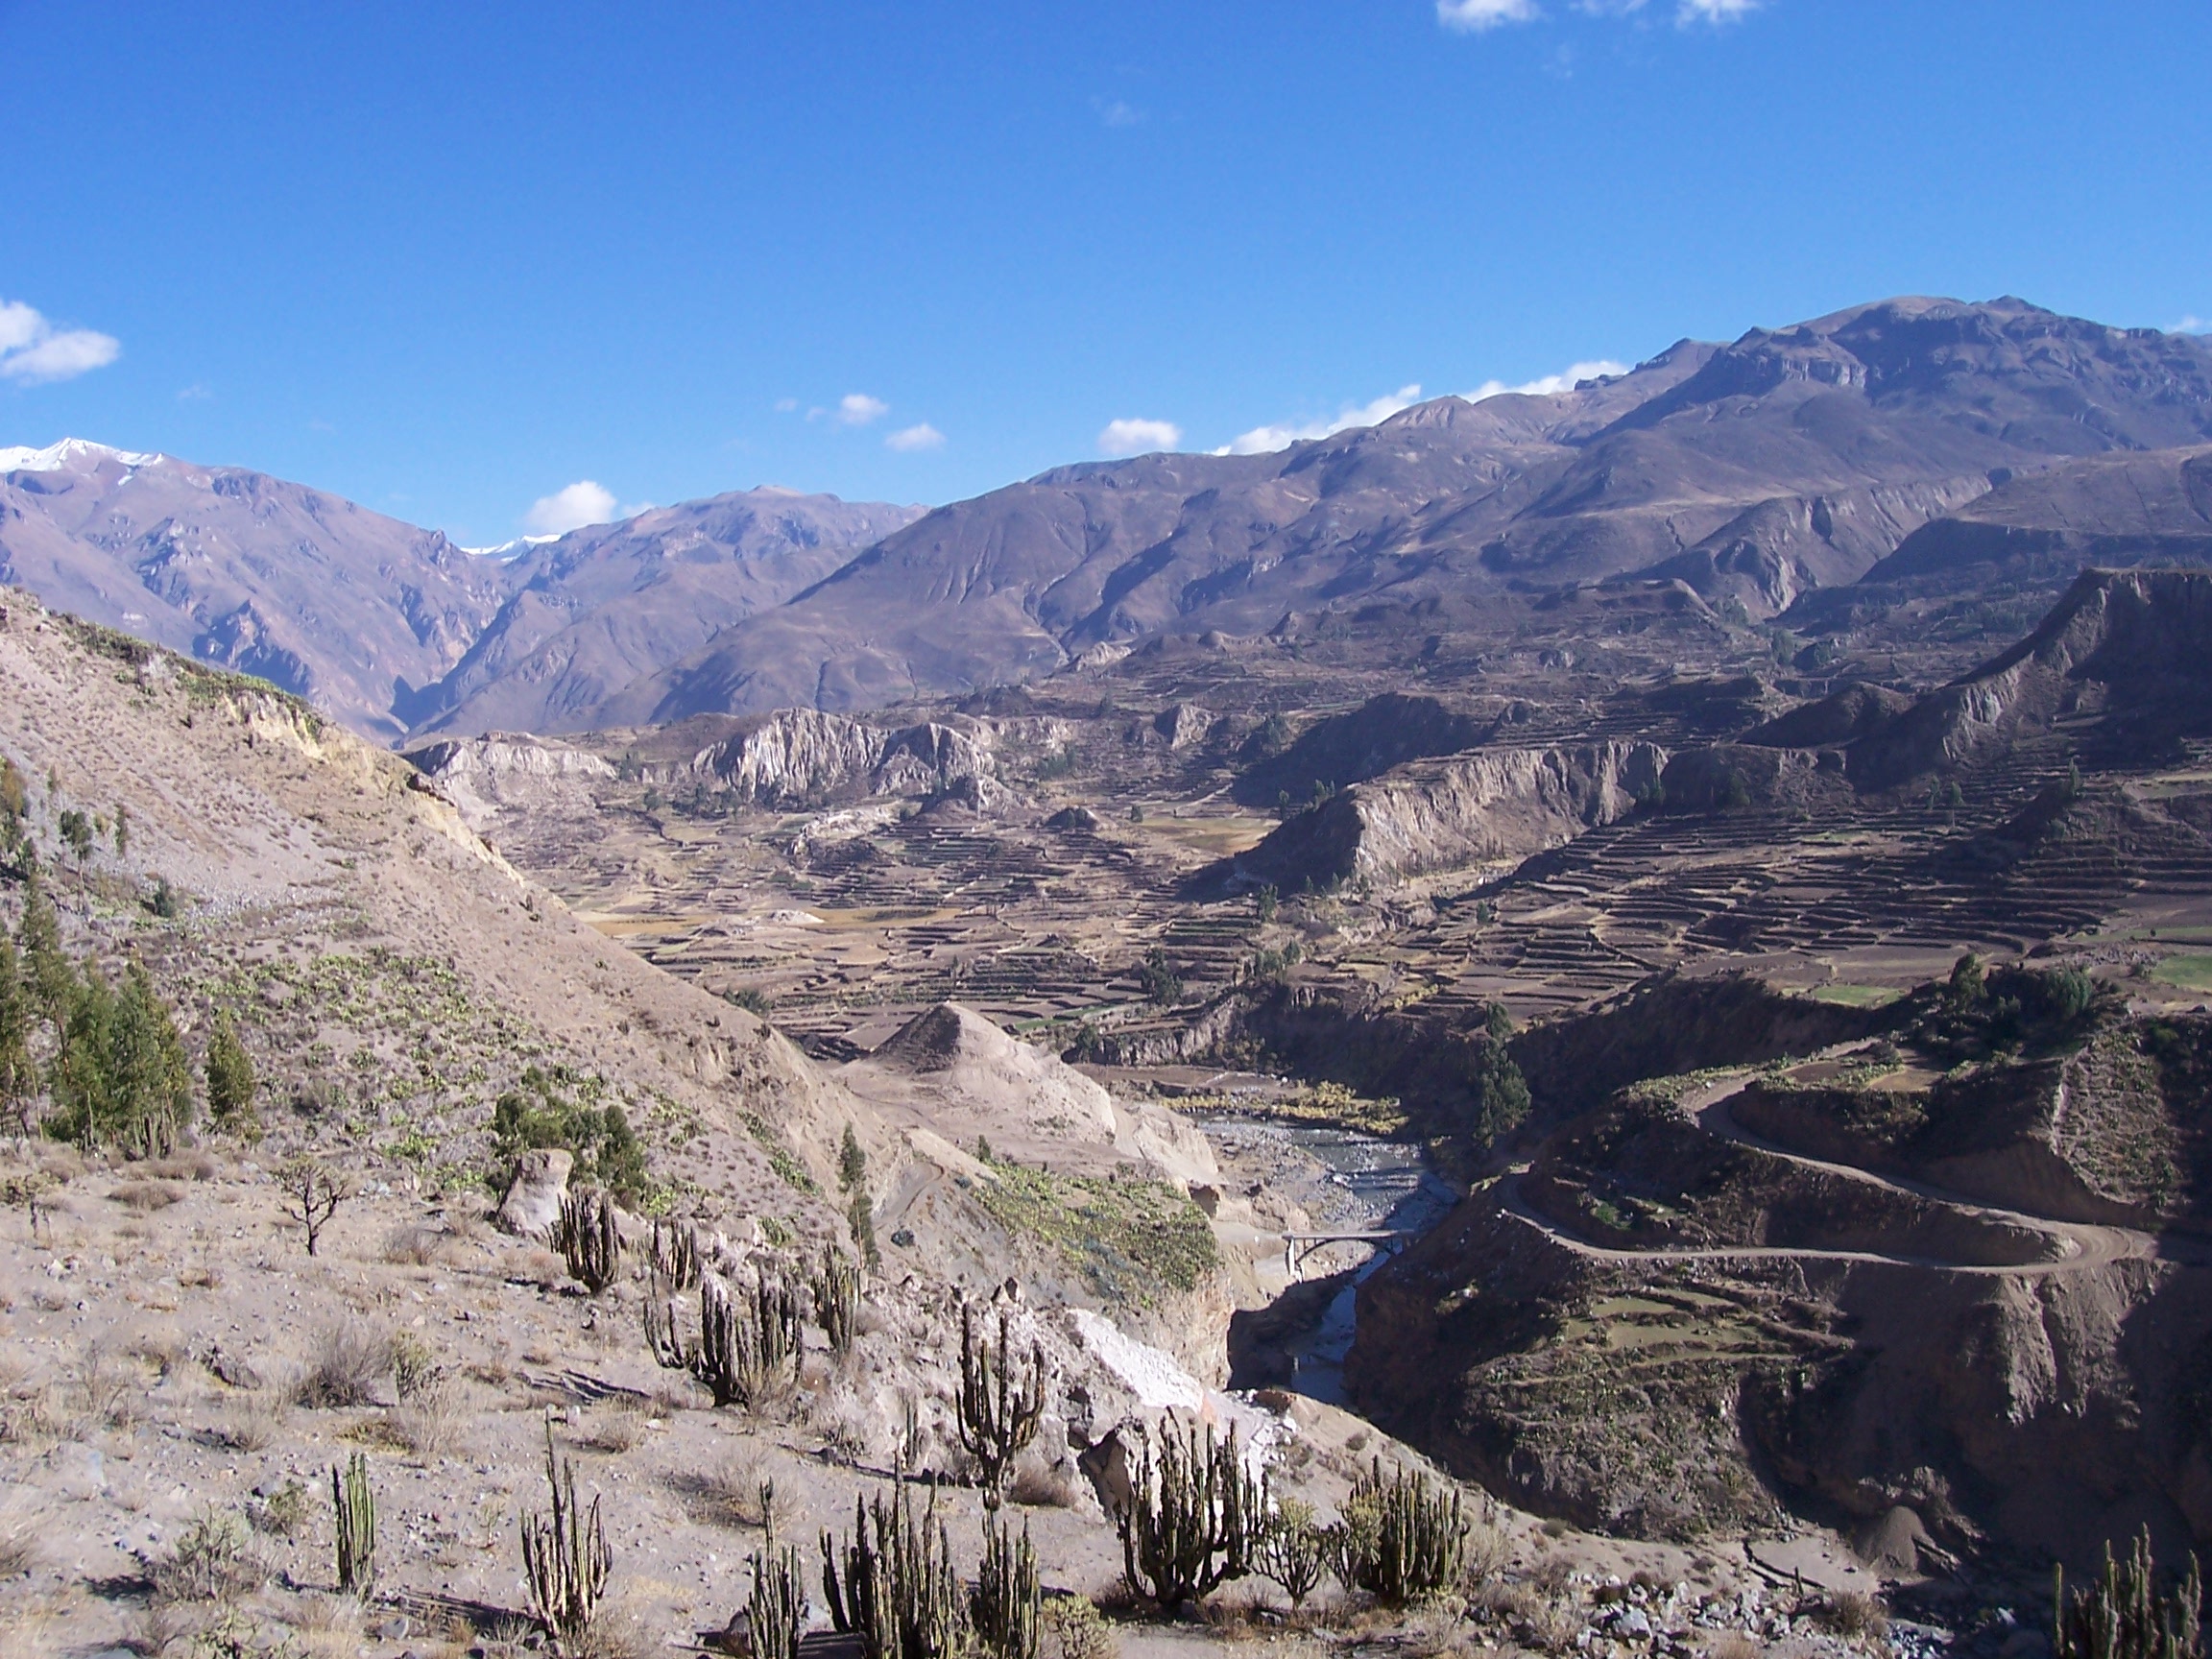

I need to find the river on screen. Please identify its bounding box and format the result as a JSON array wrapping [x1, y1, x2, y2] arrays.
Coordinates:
[[1191, 1113, 1460, 1404]]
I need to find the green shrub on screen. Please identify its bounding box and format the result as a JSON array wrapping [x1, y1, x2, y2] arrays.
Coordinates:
[[491, 1068, 653, 1206]]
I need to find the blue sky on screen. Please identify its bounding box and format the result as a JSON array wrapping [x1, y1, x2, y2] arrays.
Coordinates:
[[2, 1, 2207, 544]]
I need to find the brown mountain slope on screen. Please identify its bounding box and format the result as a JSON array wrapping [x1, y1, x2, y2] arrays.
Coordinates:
[[409, 487, 925, 736], [0, 439, 513, 741], [614, 298, 2212, 723]]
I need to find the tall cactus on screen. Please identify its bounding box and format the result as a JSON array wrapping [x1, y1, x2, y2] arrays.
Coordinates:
[[1118, 1417, 1264, 1609], [696, 1268, 801, 1410], [814, 1245, 860, 1358], [2056, 1529, 2203, 1659], [331, 1451, 375, 1596], [521, 1420, 613, 1639], [556, 1188, 622, 1294], [1327, 1458, 1469, 1607], [643, 1270, 693, 1370], [972, 1514, 1042, 1659], [748, 1521, 808, 1659], [821, 1477, 968, 1659], [956, 1304, 1046, 1510], [651, 1217, 701, 1289], [1258, 1497, 1325, 1611]]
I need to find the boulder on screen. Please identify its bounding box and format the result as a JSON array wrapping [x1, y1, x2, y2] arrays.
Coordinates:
[[496, 1148, 573, 1239]]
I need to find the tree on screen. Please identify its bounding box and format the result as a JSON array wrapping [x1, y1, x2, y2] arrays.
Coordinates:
[[17, 876, 71, 1032], [103, 963, 193, 1157], [111, 805, 130, 857], [281, 1155, 352, 1256], [1948, 951, 1986, 1011], [58, 808, 93, 866], [838, 1123, 868, 1192], [205, 1010, 257, 1135], [0, 938, 35, 1134], [1139, 949, 1183, 1007]]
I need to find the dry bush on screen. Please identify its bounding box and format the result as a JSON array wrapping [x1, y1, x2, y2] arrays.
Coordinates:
[[64, 1341, 136, 1431], [1707, 1634, 1764, 1659], [1008, 1451, 1078, 1508], [130, 1323, 188, 1379], [148, 1153, 217, 1183], [585, 1398, 647, 1455], [247, 1479, 309, 1539], [214, 1390, 287, 1454], [687, 1443, 786, 1529], [1824, 1591, 1888, 1640], [129, 1600, 191, 1658], [0, 1494, 46, 1579], [388, 1375, 471, 1458], [1201, 1588, 1274, 1641], [295, 1323, 394, 1408], [287, 1591, 365, 1658], [1045, 1597, 1118, 1659], [382, 1223, 447, 1267], [111, 1179, 184, 1213], [151, 1508, 262, 1604]]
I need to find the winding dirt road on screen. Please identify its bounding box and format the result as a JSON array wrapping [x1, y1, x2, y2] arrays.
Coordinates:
[[1495, 1068, 2210, 1277]]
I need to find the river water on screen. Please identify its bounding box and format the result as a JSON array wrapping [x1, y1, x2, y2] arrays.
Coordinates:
[[1191, 1114, 1460, 1404]]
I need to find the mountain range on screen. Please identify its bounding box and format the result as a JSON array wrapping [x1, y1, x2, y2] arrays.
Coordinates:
[[7, 295, 2212, 741]]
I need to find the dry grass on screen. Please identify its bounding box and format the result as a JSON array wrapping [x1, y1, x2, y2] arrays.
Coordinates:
[[295, 1323, 394, 1407], [1009, 1451, 1079, 1508], [287, 1591, 366, 1658], [387, 1374, 472, 1457], [682, 1442, 788, 1530], [382, 1222, 448, 1266], [214, 1389, 288, 1453], [111, 1179, 184, 1213], [1707, 1634, 1765, 1659], [150, 1508, 263, 1604], [585, 1397, 648, 1455], [0, 1493, 46, 1579], [148, 1152, 218, 1182], [1824, 1591, 1889, 1640]]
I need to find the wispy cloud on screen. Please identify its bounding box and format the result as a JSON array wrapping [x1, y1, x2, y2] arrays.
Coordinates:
[[1465, 358, 1630, 399], [885, 422, 945, 452], [1092, 96, 1146, 128], [0, 298, 121, 385], [774, 397, 800, 412], [1438, 0, 1540, 30], [2174, 314, 2210, 335], [1098, 418, 1183, 458], [837, 393, 890, 426], [523, 480, 650, 536], [1216, 384, 1427, 456], [1442, 0, 1759, 32], [176, 383, 213, 403]]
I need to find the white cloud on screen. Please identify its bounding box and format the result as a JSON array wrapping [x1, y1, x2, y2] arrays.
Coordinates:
[[1098, 418, 1184, 457], [1676, 0, 1756, 19], [176, 383, 213, 403], [1093, 97, 1145, 128], [0, 299, 121, 385], [774, 397, 799, 412], [524, 481, 621, 536], [1216, 384, 1427, 457], [885, 422, 946, 452], [837, 393, 890, 426], [1438, 0, 1541, 29], [2175, 315, 2209, 335], [1464, 358, 1631, 400]]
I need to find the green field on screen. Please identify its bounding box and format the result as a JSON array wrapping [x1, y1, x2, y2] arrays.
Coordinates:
[[1808, 983, 1903, 1008], [2152, 955, 2212, 992]]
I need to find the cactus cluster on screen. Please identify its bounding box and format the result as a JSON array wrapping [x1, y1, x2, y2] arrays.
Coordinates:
[[1257, 1497, 1325, 1611], [1328, 1458, 1469, 1607], [814, 1244, 860, 1358], [521, 1421, 613, 1640], [556, 1187, 622, 1294], [956, 1304, 1046, 1511], [821, 1478, 969, 1659], [1118, 1417, 1265, 1609], [748, 1530, 809, 1659], [2056, 1529, 2203, 1659], [700, 1269, 803, 1409], [331, 1451, 375, 1596], [972, 1513, 1042, 1659], [651, 1216, 701, 1289]]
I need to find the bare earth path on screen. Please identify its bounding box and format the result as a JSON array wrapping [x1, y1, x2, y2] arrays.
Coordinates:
[[1495, 1068, 2212, 1275]]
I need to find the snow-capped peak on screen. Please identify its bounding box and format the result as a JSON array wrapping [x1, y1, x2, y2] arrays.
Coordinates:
[[0, 437, 164, 474], [459, 533, 561, 561]]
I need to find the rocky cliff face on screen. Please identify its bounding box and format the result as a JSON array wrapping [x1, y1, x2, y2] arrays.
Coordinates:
[[1236, 740, 1668, 890], [1345, 982, 2212, 1565], [402, 733, 616, 830], [683, 709, 1005, 808], [1758, 567, 2212, 786]]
